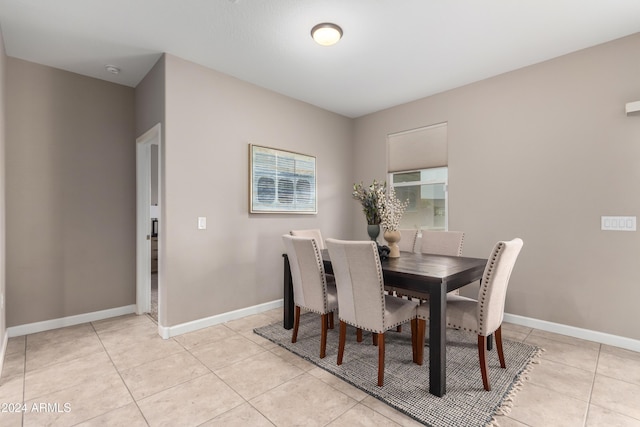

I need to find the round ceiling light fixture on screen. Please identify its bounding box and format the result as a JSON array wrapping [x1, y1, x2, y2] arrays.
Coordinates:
[[311, 23, 343, 46], [105, 65, 121, 75]]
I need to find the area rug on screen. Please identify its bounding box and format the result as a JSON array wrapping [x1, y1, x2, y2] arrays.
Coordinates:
[[254, 313, 542, 427]]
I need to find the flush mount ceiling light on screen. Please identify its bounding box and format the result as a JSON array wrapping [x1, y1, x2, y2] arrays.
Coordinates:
[[105, 65, 120, 75], [311, 23, 343, 46]]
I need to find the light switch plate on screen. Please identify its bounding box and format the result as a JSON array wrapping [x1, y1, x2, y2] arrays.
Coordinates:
[[198, 217, 207, 230], [601, 216, 636, 231]]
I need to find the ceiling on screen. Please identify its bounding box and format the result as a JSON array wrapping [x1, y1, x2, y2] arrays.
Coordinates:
[[1, 1, 639, 118]]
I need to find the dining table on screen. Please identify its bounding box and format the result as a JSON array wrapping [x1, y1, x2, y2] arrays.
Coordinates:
[[282, 249, 488, 397]]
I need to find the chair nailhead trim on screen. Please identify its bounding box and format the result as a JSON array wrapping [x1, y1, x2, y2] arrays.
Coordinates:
[[372, 242, 388, 329], [310, 238, 331, 313], [477, 242, 504, 332]]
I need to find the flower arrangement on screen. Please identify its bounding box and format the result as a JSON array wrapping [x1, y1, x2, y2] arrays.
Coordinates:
[[352, 180, 385, 225], [378, 186, 410, 232], [353, 180, 409, 231]]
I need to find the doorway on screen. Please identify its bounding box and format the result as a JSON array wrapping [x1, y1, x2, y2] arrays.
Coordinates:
[[136, 124, 161, 322]]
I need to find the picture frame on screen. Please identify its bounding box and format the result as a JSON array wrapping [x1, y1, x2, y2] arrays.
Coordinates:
[[249, 144, 317, 214]]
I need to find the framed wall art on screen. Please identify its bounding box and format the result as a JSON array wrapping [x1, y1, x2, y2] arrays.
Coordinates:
[[249, 144, 317, 214]]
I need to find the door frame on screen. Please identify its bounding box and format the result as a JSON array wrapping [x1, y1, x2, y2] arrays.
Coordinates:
[[136, 123, 161, 317]]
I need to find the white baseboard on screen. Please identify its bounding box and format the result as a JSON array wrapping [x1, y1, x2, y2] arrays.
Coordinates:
[[157, 299, 283, 339], [7, 301, 637, 353], [503, 313, 640, 353], [7, 305, 137, 337]]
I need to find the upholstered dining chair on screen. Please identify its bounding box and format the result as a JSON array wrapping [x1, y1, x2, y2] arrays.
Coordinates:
[[398, 229, 419, 253], [282, 235, 338, 359], [390, 230, 466, 304], [326, 238, 419, 386], [420, 230, 464, 256], [420, 230, 465, 297], [416, 238, 524, 391], [290, 229, 326, 249], [290, 228, 336, 285]]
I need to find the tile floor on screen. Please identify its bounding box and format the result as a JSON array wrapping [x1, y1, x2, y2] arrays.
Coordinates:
[[1, 308, 639, 426]]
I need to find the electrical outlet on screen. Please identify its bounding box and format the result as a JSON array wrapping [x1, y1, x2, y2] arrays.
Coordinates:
[[601, 216, 636, 231]]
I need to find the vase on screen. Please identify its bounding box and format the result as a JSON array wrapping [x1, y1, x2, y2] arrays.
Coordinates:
[[383, 230, 401, 258], [367, 224, 381, 242]]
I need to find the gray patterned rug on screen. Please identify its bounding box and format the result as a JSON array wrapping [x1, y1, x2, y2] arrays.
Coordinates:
[[254, 313, 542, 427]]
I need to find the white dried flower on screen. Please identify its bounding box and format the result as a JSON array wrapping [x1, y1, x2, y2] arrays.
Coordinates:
[[378, 186, 409, 232]]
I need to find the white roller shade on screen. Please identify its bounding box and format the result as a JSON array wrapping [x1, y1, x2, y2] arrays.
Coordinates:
[[388, 123, 447, 172]]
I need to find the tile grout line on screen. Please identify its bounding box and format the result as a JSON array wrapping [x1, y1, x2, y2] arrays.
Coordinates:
[[261, 320, 401, 427], [180, 323, 257, 425], [88, 320, 152, 427], [582, 343, 602, 427], [256, 327, 355, 427]]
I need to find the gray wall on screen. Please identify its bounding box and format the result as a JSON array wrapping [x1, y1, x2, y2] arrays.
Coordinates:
[[353, 34, 640, 340], [4, 32, 639, 344], [157, 54, 354, 326], [6, 58, 136, 326], [135, 55, 165, 138], [135, 55, 166, 321]]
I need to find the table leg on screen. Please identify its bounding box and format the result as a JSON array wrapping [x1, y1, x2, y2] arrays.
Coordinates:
[[487, 334, 493, 351], [283, 254, 294, 330], [429, 284, 446, 397]]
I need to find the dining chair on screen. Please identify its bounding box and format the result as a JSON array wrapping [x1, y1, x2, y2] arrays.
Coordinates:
[[290, 228, 336, 285], [282, 235, 338, 359], [416, 238, 524, 391], [391, 230, 466, 305], [326, 238, 419, 386], [420, 230, 465, 297], [398, 229, 418, 253], [290, 229, 326, 249], [420, 230, 464, 256]]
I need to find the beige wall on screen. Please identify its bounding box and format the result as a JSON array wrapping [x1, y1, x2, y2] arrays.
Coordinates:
[[135, 58, 162, 205], [158, 54, 353, 326], [353, 34, 640, 340], [4, 31, 638, 344], [135, 56, 166, 321], [135, 55, 165, 138], [0, 29, 7, 342], [6, 58, 136, 326]]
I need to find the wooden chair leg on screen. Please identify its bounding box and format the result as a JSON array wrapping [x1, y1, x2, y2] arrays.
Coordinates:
[[328, 312, 335, 330], [356, 328, 363, 343], [495, 326, 506, 368], [291, 306, 301, 343], [410, 318, 418, 363], [372, 332, 377, 346], [320, 314, 328, 359], [416, 319, 425, 365], [337, 321, 347, 365], [377, 332, 385, 386], [396, 324, 402, 332], [478, 335, 491, 391]]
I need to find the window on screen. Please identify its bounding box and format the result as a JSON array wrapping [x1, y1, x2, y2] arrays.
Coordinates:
[[391, 167, 448, 231]]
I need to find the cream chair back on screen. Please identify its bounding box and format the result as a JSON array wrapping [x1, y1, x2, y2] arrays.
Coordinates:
[[398, 229, 418, 253], [477, 238, 524, 336], [420, 230, 464, 256], [290, 229, 325, 250], [282, 235, 331, 313], [326, 239, 387, 333]]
